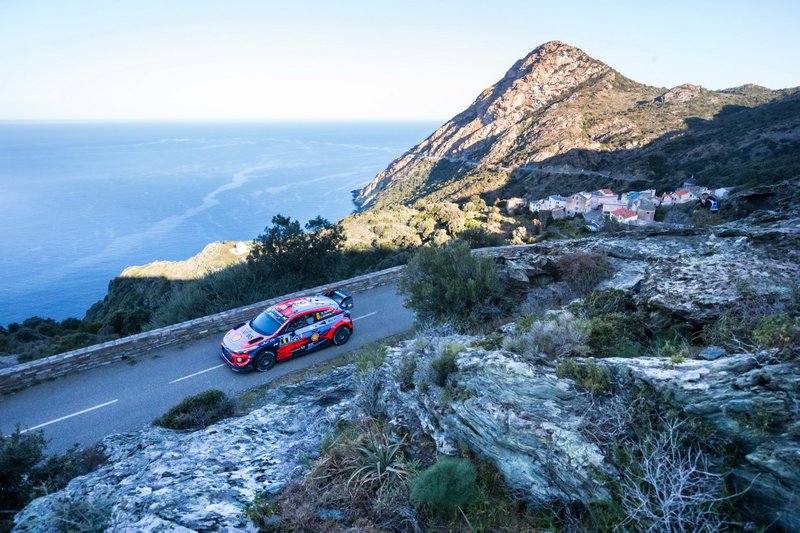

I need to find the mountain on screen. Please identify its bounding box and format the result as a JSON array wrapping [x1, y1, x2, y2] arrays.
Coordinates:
[[355, 41, 800, 209]]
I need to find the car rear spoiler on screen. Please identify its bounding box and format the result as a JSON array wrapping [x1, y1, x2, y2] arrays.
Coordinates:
[[324, 288, 354, 310]]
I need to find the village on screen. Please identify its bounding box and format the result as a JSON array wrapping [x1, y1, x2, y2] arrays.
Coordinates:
[[525, 182, 731, 228]]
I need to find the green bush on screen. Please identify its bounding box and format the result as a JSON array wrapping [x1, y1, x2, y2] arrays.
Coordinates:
[[0, 429, 107, 532], [354, 344, 387, 374], [431, 343, 462, 386], [571, 289, 637, 318], [52, 494, 112, 533], [410, 456, 479, 512], [399, 240, 504, 329], [556, 359, 612, 395], [457, 227, 506, 249], [154, 389, 236, 430], [553, 252, 614, 294], [582, 313, 645, 357], [753, 314, 800, 355], [504, 313, 587, 359], [395, 354, 418, 391], [0, 429, 45, 513]]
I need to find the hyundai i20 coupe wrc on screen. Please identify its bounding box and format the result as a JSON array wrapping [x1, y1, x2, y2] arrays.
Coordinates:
[[220, 289, 354, 372]]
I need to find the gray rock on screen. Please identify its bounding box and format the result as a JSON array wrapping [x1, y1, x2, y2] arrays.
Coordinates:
[[599, 354, 800, 531], [13, 367, 356, 532], [698, 346, 727, 360], [382, 338, 613, 505]]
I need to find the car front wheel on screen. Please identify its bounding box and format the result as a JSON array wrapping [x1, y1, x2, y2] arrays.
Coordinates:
[[254, 350, 276, 372], [332, 326, 351, 346]]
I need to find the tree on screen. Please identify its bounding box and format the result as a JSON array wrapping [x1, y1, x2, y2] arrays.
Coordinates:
[[398, 240, 504, 329], [248, 215, 346, 289]]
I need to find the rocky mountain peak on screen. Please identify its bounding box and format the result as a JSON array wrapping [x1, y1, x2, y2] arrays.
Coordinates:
[[355, 40, 796, 211], [356, 41, 618, 207], [467, 40, 611, 122]]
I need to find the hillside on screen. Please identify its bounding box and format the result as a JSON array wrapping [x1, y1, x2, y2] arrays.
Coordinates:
[[355, 41, 800, 210]]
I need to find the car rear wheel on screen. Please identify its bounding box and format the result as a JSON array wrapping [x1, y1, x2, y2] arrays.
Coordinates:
[[333, 326, 351, 346], [254, 350, 276, 372]]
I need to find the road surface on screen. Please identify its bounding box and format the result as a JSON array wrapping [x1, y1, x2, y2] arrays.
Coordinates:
[[0, 283, 413, 452]]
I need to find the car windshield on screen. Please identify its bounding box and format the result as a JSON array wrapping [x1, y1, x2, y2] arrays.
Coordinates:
[[249, 310, 284, 336]]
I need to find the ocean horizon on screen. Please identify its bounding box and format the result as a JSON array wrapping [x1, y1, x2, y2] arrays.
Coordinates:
[[0, 121, 437, 326]]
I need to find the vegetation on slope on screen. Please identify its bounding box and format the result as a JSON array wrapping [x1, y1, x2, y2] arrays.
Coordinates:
[[0, 430, 107, 533]]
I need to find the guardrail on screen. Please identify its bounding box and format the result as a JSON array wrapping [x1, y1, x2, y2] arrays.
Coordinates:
[[0, 265, 405, 394]]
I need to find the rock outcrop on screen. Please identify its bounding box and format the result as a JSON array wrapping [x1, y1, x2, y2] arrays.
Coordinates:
[[13, 368, 356, 532], [383, 337, 613, 504], [601, 354, 800, 531]]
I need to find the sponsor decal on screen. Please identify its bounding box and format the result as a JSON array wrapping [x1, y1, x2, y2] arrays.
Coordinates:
[[232, 334, 242, 342], [311, 332, 320, 342]]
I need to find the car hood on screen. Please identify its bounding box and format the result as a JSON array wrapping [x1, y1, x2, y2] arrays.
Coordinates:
[[222, 322, 267, 352]]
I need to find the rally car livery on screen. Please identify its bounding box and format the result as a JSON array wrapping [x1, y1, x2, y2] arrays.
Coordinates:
[[220, 289, 354, 372]]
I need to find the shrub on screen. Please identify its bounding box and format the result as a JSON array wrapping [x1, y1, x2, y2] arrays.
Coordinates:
[[618, 419, 728, 532], [753, 314, 800, 356], [410, 456, 479, 512], [572, 293, 649, 358], [354, 367, 385, 418], [399, 240, 504, 329], [457, 227, 505, 249], [553, 252, 614, 294], [154, 389, 235, 430], [0, 429, 108, 532], [431, 343, 462, 386], [348, 431, 409, 495], [52, 494, 112, 533], [503, 313, 587, 359], [395, 354, 417, 391], [658, 336, 689, 365], [354, 344, 387, 374], [556, 359, 612, 395], [571, 289, 637, 318], [0, 429, 46, 513]]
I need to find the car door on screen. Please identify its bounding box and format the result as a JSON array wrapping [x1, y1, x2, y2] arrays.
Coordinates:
[[276, 313, 315, 361], [276, 315, 305, 361]]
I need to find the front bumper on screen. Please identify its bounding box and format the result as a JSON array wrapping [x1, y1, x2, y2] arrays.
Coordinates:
[[219, 345, 252, 372]]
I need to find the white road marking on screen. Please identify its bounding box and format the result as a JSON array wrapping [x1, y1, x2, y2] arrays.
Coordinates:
[[21, 399, 119, 433], [352, 312, 377, 321], [169, 364, 226, 384]]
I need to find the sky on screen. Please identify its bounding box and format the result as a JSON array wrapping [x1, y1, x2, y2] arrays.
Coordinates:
[[1, 0, 798, 121]]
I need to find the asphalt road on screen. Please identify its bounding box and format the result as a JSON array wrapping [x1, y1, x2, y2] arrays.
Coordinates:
[[0, 283, 413, 453]]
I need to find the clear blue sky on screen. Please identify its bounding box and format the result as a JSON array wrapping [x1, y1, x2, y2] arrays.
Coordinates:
[[1, 0, 798, 121]]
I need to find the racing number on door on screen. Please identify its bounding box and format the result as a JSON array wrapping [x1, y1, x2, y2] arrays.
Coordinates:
[[277, 314, 312, 360]]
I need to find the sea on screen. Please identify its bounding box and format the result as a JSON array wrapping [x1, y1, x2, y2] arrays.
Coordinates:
[[0, 122, 436, 326]]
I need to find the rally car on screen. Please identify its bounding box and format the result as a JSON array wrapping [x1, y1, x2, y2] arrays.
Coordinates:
[[220, 289, 354, 372]]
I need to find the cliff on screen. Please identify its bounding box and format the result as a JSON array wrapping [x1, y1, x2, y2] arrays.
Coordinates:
[[355, 41, 800, 209]]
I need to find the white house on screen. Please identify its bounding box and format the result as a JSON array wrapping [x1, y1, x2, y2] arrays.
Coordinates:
[[609, 207, 638, 224], [673, 189, 697, 204], [531, 194, 567, 212], [565, 191, 593, 215], [602, 197, 628, 213], [591, 189, 618, 210]]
